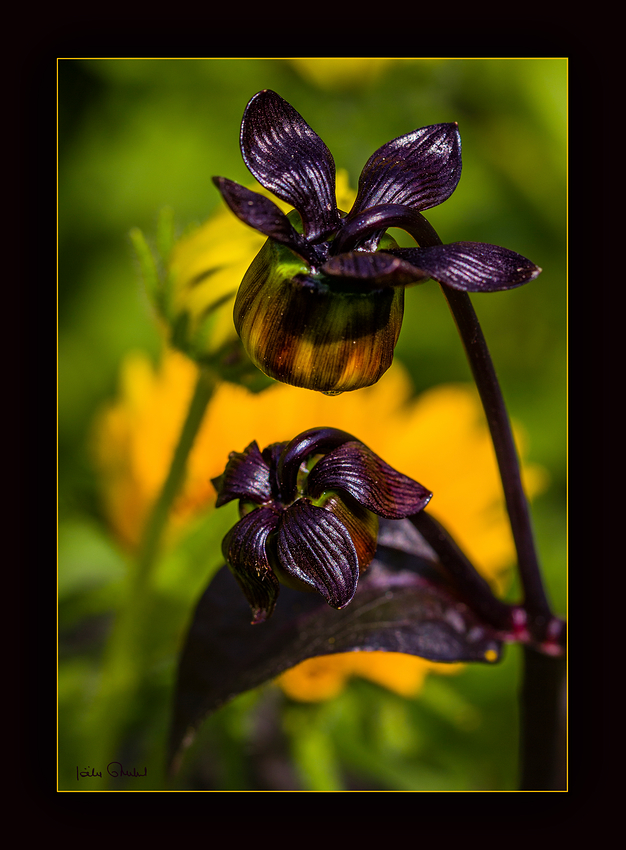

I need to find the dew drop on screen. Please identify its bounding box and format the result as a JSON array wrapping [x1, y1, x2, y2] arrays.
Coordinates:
[[321, 390, 344, 397]]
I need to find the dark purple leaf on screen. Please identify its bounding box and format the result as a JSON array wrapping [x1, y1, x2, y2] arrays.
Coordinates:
[[240, 90, 341, 242], [276, 499, 359, 609], [321, 250, 429, 288], [211, 177, 318, 265], [221, 506, 281, 623], [308, 441, 433, 518], [350, 123, 462, 217], [391, 243, 542, 292], [211, 441, 272, 508], [169, 518, 503, 774]]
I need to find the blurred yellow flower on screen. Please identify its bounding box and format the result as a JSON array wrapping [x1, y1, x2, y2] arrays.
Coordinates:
[[277, 652, 465, 702], [93, 173, 547, 703]]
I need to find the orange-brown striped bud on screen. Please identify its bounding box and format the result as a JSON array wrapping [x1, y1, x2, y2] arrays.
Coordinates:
[[233, 236, 404, 395]]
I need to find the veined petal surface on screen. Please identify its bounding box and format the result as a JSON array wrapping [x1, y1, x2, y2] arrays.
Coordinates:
[[321, 493, 379, 571], [350, 123, 462, 216], [277, 427, 357, 501], [240, 90, 341, 242], [211, 177, 317, 264], [277, 499, 359, 609], [308, 441, 432, 518], [222, 506, 281, 623], [211, 441, 272, 508], [391, 243, 542, 292], [322, 250, 429, 288]]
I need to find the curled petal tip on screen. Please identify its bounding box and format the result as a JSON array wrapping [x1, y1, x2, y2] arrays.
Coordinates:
[[211, 440, 272, 507], [309, 441, 432, 520]]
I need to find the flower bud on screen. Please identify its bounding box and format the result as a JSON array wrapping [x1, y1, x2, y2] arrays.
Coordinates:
[[212, 90, 541, 396], [212, 427, 432, 622], [233, 229, 405, 395]]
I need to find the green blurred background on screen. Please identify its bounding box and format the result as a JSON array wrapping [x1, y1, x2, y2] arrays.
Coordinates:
[[58, 57, 566, 791]]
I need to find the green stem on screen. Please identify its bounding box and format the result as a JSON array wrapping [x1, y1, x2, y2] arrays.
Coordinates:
[[134, 366, 217, 591], [86, 366, 216, 786]]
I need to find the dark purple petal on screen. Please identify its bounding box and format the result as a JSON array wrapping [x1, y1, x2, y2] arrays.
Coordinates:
[[321, 493, 379, 571], [350, 123, 462, 217], [390, 242, 542, 292], [240, 90, 341, 242], [321, 250, 429, 288], [222, 506, 281, 624], [211, 441, 272, 508], [276, 499, 359, 610], [277, 427, 357, 503], [308, 441, 432, 519], [261, 441, 288, 472], [212, 177, 319, 265]]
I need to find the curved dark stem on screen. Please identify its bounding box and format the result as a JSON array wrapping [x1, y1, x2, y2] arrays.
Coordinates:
[[335, 204, 442, 254], [439, 289, 566, 791], [401, 220, 553, 639], [440, 287, 552, 634], [519, 647, 567, 790], [400, 218, 564, 790], [410, 510, 513, 632]]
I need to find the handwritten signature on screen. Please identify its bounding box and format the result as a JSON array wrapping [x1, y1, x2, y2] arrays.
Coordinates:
[[76, 763, 147, 780]]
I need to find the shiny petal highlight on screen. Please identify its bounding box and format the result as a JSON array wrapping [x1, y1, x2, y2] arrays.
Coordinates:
[[211, 440, 272, 508], [222, 506, 281, 623], [391, 243, 542, 292], [350, 123, 462, 216], [240, 90, 341, 242], [308, 441, 433, 518], [277, 500, 360, 609]]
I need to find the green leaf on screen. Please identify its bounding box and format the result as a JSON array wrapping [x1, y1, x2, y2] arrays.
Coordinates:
[[156, 205, 176, 264], [129, 226, 162, 313]]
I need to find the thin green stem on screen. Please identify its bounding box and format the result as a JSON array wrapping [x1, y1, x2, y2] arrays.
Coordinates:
[[134, 366, 217, 590], [86, 366, 216, 786]]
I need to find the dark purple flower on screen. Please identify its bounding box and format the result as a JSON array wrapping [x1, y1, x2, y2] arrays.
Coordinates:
[[211, 427, 432, 623], [213, 90, 541, 394]]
